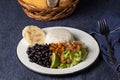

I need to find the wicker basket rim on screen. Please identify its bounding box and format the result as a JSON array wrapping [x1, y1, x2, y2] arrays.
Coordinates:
[[18, 0, 79, 11]]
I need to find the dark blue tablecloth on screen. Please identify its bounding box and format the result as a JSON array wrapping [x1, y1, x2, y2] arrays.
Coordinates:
[[0, 0, 120, 80]]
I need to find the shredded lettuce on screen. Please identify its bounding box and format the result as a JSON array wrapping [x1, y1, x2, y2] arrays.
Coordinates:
[[58, 47, 88, 68]]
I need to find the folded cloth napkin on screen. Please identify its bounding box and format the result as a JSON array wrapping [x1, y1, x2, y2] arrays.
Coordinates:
[[88, 11, 120, 73]]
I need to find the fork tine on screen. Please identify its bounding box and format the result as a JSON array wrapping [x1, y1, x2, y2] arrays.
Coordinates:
[[100, 19, 104, 33], [103, 19, 107, 25], [102, 19, 106, 32], [101, 20, 104, 32], [98, 20, 103, 33], [98, 19, 108, 35], [103, 19, 110, 33]]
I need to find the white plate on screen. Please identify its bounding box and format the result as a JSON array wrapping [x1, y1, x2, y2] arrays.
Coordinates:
[[17, 26, 100, 75]]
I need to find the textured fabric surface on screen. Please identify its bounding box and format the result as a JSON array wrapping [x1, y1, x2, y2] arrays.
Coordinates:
[[0, 0, 120, 80], [89, 12, 120, 72]]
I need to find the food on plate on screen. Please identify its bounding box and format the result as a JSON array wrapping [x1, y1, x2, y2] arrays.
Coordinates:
[[58, 41, 88, 68], [44, 28, 74, 44], [26, 41, 88, 68], [22, 26, 88, 69], [50, 52, 61, 68], [50, 41, 88, 68], [49, 43, 66, 56], [22, 25, 46, 46], [27, 44, 52, 67]]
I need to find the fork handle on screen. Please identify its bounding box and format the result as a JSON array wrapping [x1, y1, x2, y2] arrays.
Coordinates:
[[105, 35, 116, 64]]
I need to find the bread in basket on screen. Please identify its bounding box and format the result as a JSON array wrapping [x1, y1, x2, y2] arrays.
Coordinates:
[[18, 0, 79, 21]]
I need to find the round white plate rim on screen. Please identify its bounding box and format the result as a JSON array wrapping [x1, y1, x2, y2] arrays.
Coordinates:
[[17, 26, 100, 75]]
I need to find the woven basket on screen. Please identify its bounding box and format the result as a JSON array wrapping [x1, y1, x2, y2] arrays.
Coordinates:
[[18, 0, 79, 21]]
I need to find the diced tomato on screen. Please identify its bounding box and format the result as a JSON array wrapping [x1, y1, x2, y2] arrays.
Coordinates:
[[74, 42, 82, 49], [77, 45, 81, 50], [74, 42, 80, 46], [61, 56, 65, 63], [69, 43, 74, 50], [67, 58, 71, 64], [71, 49, 75, 53], [72, 42, 76, 47]]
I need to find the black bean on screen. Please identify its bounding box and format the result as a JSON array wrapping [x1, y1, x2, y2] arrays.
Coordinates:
[[34, 54, 39, 58], [29, 59, 34, 62], [26, 44, 52, 68], [28, 53, 34, 59], [32, 57, 38, 62], [38, 61, 42, 65]]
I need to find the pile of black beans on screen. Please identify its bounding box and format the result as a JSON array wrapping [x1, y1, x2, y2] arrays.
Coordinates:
[[26, 44, 52, 68]]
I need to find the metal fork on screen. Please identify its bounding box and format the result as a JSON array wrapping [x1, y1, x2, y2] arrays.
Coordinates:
[[98, 19, 116, 64]]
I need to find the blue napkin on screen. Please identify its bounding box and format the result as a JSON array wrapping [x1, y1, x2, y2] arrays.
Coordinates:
[[88, 11, 120, 73]]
